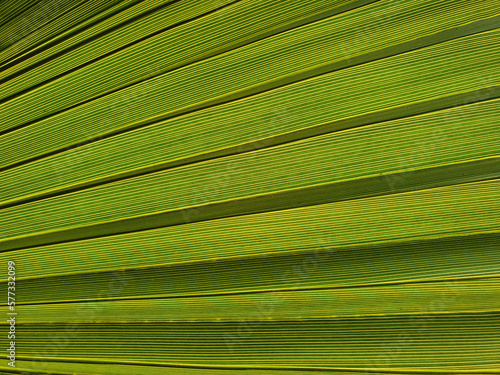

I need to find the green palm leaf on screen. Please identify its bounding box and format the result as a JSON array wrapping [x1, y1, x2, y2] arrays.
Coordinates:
[[0, 0, 498, 374]]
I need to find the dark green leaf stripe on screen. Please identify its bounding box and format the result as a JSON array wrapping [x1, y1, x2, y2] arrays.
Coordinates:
[[10, 314, 500, 367], [1, 178, 499, 269], [10, 277, 500, 319], [0, 0, 89, 55], [3, 232, 498, 304], [0, 0, 170, 67], [0, 0, 128, 65]]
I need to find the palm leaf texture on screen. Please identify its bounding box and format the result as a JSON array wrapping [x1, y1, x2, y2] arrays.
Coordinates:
[[0, 0, 498, 374]]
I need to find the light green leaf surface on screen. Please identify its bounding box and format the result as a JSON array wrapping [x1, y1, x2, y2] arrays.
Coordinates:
[[0, 0, 498, 373]]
